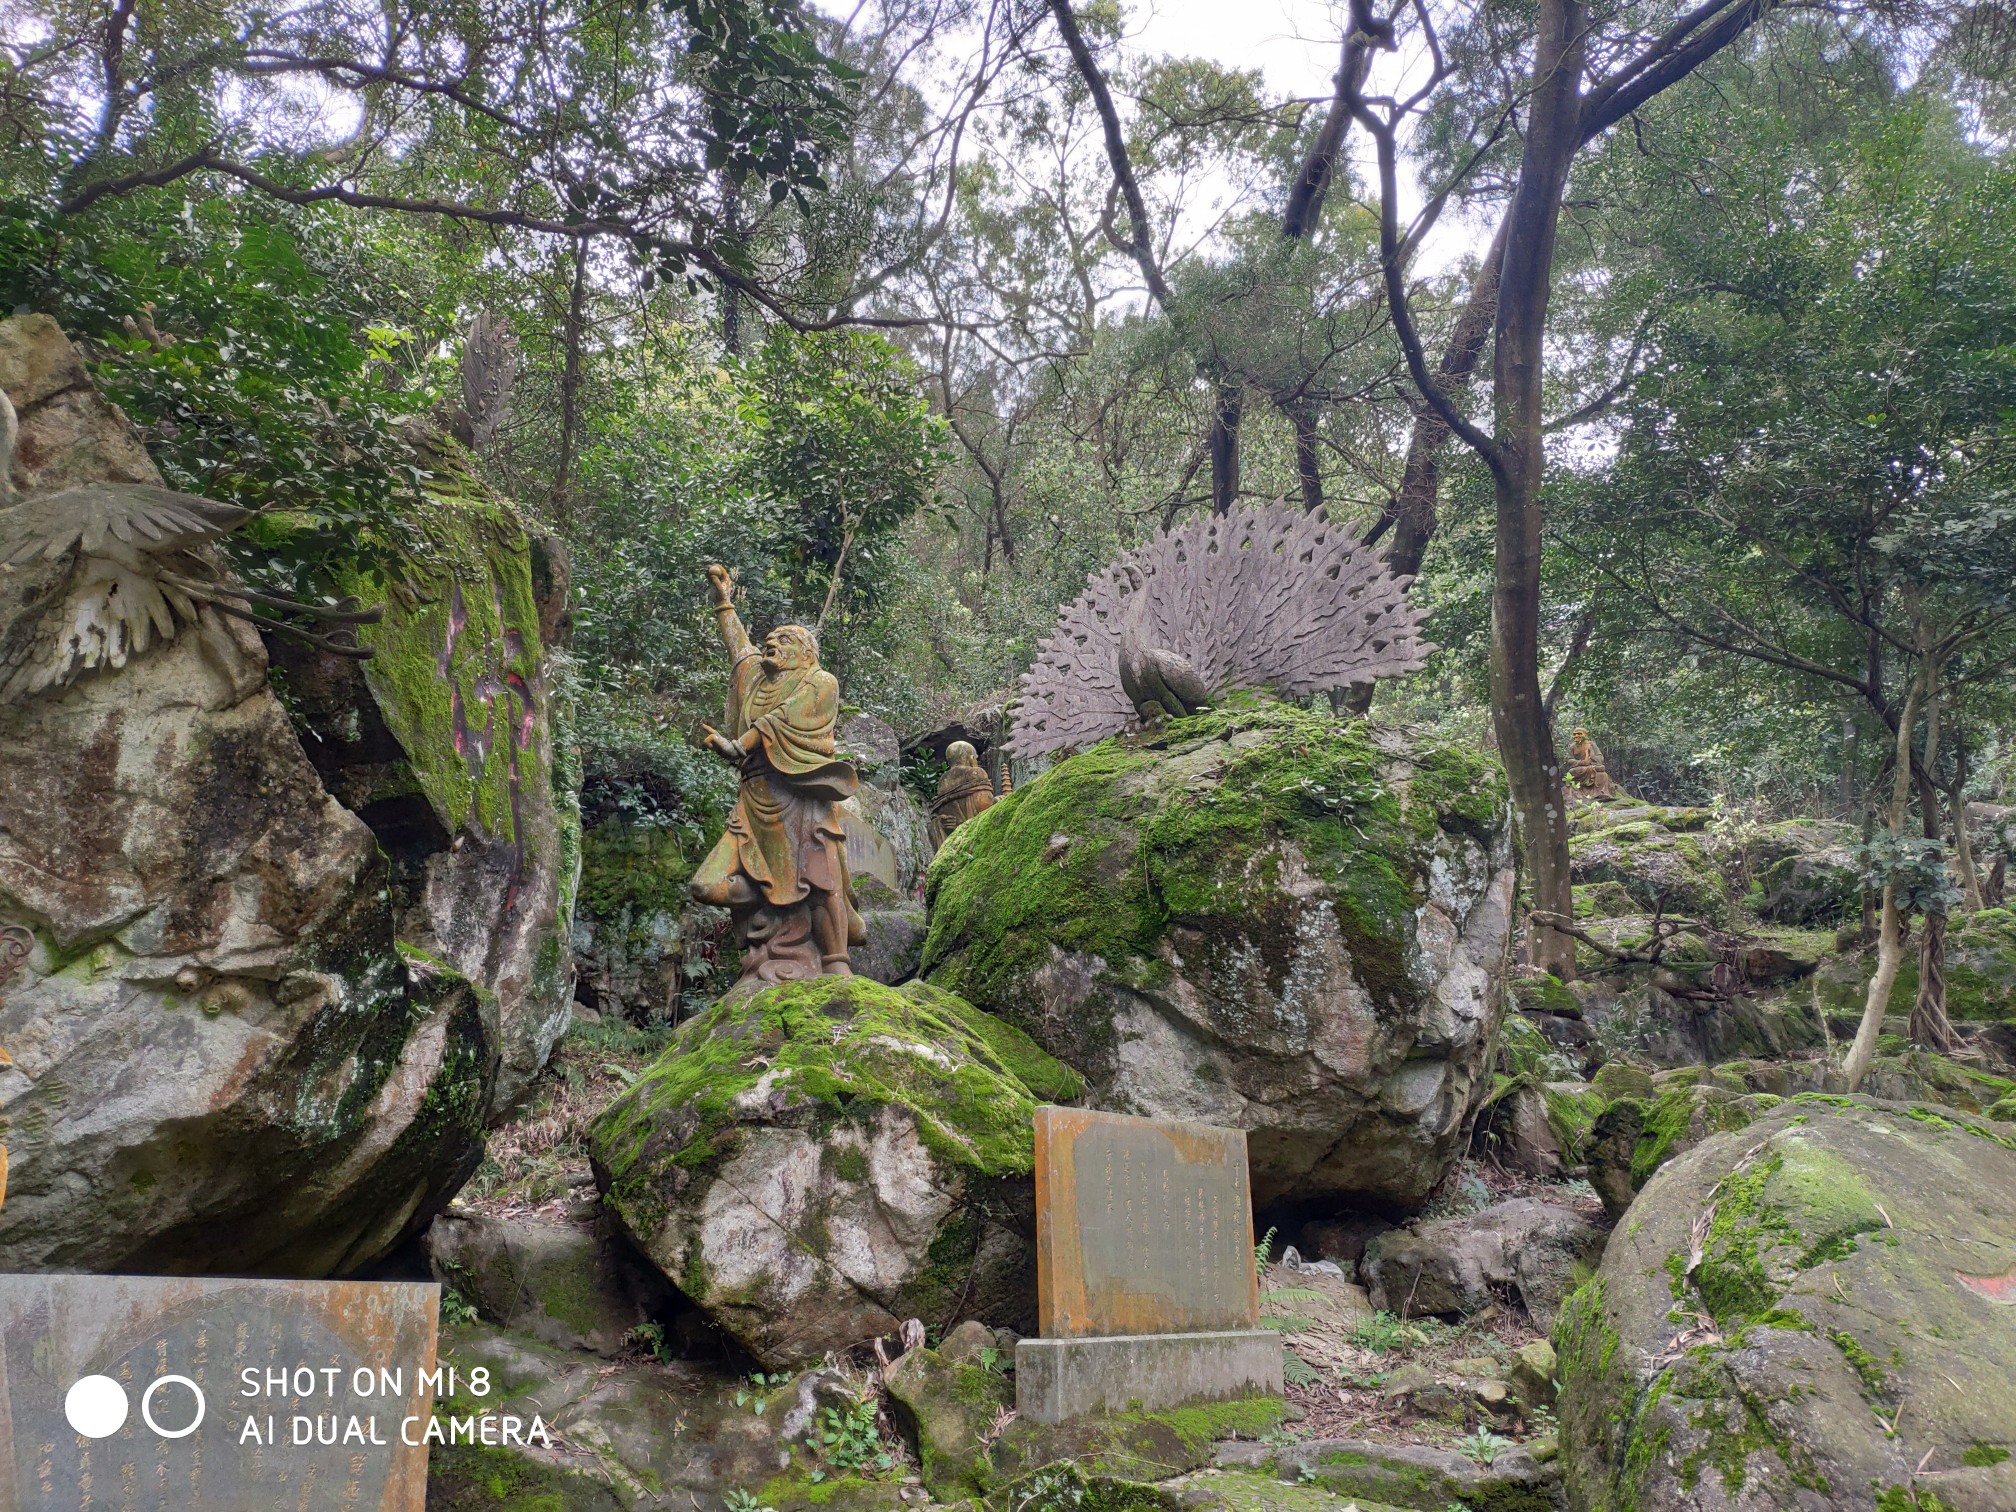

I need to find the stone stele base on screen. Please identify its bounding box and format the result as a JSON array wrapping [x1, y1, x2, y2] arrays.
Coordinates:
[[1015, 1329, 1283, 1424]]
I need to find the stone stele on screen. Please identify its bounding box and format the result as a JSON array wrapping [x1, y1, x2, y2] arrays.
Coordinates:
[[1016, 1107, 1281, 1423], [0, 1274, 438, 1511]]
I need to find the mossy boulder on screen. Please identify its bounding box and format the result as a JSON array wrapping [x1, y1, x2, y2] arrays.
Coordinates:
[[921, 703, 1516, 1210], [588, 976, 1080, 1367], [1361, 1197, 1608, 1329], [426, 1320, 907, 1510], [0, 317, 495, 1275], [1584, 1084, 1776, 1221], [424, 1209, 675, 1356], [1214, 1435, 1559, 1511], [1557, 1095, 2016, 1512], [1569, 813, 1731, 925], [883, 1343, 1015, 1499], [1816, 909, 2016, 1024], [1734, 819, 1862, 927]]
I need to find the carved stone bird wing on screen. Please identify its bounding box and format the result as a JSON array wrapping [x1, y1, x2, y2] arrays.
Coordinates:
[[1008, 504, 1435, 762], [0, 387, 375, 703]]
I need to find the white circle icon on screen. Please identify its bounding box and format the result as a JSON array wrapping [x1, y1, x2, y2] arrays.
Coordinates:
[[64, 1375, 128, 1438], [141, 1375, 205, 1439]]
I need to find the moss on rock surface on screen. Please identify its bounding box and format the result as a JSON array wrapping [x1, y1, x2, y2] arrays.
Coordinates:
[[589, 976, 1079, 1367], [920, 702, 1516, 1210], [1556, 1095, 2016, 1512], [1815, 909, 2016, 1023], [1568, 813, 1731, 926]]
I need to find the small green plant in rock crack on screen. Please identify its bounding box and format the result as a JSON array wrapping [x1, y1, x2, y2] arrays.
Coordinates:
[[978, 1344, 1012, 1375], [734, 1370, 792, 1414], [1005, 1465, 1087, 1509], [723, 1492, 778, 1512], [438, 1287, 479, 1327], [626, 1322, 675, 1365], [811, 1397, 893, 1478], [1455, 1427, 1513, 1466]]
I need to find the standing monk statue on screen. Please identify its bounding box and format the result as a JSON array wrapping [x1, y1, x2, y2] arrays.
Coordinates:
[[928, 740, 996, 853], [691, 564, 865, 988]]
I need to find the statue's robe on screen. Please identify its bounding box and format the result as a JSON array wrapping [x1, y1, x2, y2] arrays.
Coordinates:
[[929, 763, 995, 852], [692, 643, 861, 923], [1568, 733, 1616, 800]]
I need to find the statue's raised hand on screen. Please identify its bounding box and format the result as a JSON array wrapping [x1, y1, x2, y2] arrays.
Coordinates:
[[706, 562, 735, 607]]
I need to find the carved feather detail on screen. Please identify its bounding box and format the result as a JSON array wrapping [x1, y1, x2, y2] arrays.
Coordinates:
[[1007, 504, 1434, 761]]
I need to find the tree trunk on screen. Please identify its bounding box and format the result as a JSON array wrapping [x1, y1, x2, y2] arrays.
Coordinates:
[[1988, 853, 2007, 908], [550, 243, 589, 526], [1912, 908, 1955, 1050], [1843, 881, 1906, 1089], [1949, 729, 1983, 911], [1291, 403, 1323, 514], [1210, 380, 1243, 515], [1845, 656, 1926, 1091], [1378, 219, 1508, 580], [1909, 668, 1956, 1049], [1488, 0, 1585, 979]]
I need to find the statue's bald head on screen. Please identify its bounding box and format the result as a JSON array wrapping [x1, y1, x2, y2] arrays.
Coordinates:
[[948, 740, 979, 767], [761, 624, 820, 672]]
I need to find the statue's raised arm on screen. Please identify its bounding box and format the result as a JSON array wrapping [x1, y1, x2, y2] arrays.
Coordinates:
[[706, 562, 752, 661]]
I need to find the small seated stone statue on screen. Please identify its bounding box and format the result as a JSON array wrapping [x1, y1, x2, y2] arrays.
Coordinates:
[[1568, 726, 1616, 801], [929, 740, 996, 853], [690, 563, 866, 987]]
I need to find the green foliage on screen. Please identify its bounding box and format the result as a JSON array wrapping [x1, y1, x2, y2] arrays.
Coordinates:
[[814, 1397, 894, 1476], [1, 196, 443, 590], [1349, 1311, 1431, 1356], [1454, 1427, 1513, 1466], [1254, 1227, 1278, 1268], [626, 1321, 675, 1365], [1855, 833, 1963, 917], [439, 1287, 481, 1327]]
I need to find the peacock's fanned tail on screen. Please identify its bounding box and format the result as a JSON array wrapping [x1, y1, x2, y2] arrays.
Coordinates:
[[1007, 504, 1434, 761]]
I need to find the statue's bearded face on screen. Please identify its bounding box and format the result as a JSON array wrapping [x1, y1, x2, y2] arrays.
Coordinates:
[[761, 626, 819, 674]]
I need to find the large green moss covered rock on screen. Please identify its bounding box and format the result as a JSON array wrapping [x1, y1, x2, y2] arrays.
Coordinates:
[[1557, 1095, 2016, 1512], [426, 1320, 908, 1510], [589, 976, 1080, 1368], [1569, 812, 1731, 925], [920, 703, 1516, 1210], [1815, 908, 2016, 1022], [0, 318, 500, 1276], [1735, 819, 1862, 927]]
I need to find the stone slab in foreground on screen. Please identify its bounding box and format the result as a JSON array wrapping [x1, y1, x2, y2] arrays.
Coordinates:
[[0, 1274, 438, 1511], [1015, 1328, 1283, 1424]]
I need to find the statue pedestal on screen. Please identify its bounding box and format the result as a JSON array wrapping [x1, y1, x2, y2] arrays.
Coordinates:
[[1014, 1330, 1283, 1424]]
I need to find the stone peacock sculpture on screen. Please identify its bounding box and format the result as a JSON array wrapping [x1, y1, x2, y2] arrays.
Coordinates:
[[0, 386, 377, 702], [1007, 504, 1433, 762]]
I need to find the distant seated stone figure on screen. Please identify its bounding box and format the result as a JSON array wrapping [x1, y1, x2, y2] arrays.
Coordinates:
[[929, 741, 995, 853], [691, 563, 865, 988], [1568, 726, 1616, 800]]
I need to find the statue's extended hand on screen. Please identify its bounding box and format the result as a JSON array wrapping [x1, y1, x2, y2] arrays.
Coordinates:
[[706, 562, 735, 607], [699, 724, 743, 763]]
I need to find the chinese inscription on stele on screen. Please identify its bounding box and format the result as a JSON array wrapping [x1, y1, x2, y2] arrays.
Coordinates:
[[0, 1274, 448, 1512], [1033, 1105, 1261, 1339], [1017, 1106, 1280, 1424]]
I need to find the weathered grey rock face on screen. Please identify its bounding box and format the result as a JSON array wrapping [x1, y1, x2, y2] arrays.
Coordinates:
[[0, 315, 573, 1276], [589, 976, 1081, 1369], [921, 704, 1516, 1210], [1361, 1197, 1606, 1329], [1738, 819, 1861, 927], [426, 1321, 872, 1511], [424, 1210, 674, 1357], [1558, 1095, 2016, 1512]]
